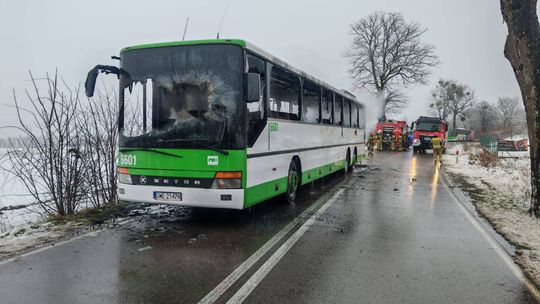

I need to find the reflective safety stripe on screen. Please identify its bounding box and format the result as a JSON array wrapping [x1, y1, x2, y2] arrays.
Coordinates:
[[432, 137, 442, 149]]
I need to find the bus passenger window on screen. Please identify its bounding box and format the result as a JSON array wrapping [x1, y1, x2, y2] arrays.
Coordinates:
[[358, 105, 365, 128], [351, 104, 359, 128], [343, 99, 351, 127], [334, 95, 343, 126], [321, 90, 333, 124], [269, 67, 301, 121], [302, 80, 321, 123]]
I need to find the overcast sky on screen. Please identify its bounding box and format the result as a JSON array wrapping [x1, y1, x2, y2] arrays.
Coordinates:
[[0, 0, 529, 137]]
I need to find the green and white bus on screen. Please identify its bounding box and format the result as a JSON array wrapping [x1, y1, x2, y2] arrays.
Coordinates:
[[85, 39, 366, 209]]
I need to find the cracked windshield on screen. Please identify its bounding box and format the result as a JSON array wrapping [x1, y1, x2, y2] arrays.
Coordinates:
[[120, 44, 244, 149]]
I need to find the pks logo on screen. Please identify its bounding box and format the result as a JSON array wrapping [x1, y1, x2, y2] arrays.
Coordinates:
[[207, 155, 219, 166]]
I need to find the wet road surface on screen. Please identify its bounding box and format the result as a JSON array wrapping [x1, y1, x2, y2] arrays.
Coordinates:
[[0, 149, 538, 303]]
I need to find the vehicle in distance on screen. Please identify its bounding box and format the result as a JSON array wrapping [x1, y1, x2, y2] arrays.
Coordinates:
[[85, 39, 366, 209]]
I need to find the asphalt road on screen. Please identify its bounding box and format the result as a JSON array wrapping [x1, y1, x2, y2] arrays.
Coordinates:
[[0, 149, 538, 304]]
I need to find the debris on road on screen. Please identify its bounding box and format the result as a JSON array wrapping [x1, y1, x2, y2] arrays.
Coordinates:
[[137, 246, 152, 252]]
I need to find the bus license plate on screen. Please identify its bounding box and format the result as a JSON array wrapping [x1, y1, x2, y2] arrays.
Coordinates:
[[154, 191, 182, 201]]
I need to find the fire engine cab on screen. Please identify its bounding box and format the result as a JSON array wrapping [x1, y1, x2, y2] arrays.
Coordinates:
[[412, 116, 448, 153]]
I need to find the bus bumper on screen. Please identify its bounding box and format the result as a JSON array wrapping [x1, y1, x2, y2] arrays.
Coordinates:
[[117, 184, 245, 209]]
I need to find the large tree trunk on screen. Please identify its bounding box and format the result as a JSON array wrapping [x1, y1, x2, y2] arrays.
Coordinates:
[[452, 112, 457, 130], [500, 0, 540, 217]]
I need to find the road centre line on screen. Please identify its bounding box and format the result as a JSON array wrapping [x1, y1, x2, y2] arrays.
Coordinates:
[[198, 180, 351, 304], [440, 169, 540, 301], [226, 188, 345, 304]]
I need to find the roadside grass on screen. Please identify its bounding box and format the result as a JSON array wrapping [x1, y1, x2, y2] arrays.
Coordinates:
[[46, 202, 132, 226]]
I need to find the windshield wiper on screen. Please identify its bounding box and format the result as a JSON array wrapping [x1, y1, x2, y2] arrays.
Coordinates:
[[157, 139, 229, 156], [118, 148, 184, 158]]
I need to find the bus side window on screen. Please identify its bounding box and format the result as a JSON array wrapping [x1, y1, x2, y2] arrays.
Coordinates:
[[343, 99, 351, 127], [302, 80, 321, 123], [351, 103, 359, 128], [358, 105, 365, 128], [321, 89, 333, 124], [246, 54, 267, 147], [269, 66, 301, 121], [334, 95, 343, 126]]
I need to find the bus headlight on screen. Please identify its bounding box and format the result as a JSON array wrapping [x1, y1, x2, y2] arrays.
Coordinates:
[[118, 173, 132, 184], [118, 167, 132, 184], [211, 172, 242, 189]]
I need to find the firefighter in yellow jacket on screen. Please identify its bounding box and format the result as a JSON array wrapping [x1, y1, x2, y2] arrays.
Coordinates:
[[376, 130, 383, 151], [432, 136, 443, 164]]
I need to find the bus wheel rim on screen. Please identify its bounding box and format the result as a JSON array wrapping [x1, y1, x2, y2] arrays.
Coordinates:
[[288, 170, 298, 194]]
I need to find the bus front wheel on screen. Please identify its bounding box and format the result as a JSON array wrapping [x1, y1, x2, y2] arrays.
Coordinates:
[[286, 160, 300, 203]]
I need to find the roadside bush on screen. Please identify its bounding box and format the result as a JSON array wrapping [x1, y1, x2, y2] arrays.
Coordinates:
[[5, 71, 120, 217], [470, 149, 499, 168]]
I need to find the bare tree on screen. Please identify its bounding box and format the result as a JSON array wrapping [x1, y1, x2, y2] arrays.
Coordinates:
[[430, 79, 474, 129], [474, 101, 500, 134], [80, 86, 119, 208], [500, 0, 540, 217], [346, 12, 438, 117], [383, 88, 409, 115], [428, 80, 453, 120], [429, 80, 475, 129], [6, 71, 86, 216], [497, 96, 521, 129]]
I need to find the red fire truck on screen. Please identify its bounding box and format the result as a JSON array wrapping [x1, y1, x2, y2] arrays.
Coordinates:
[[411, 116, 448, 153], [375, 120, 409, 151]]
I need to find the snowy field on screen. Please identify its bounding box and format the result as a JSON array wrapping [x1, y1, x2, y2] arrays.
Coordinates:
[[443, 144, 540, 286], [0, 148, 42, 230], [444, 144, 531, 209]]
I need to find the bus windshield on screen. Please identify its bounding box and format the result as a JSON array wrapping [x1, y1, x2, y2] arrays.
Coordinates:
[[118, 44, 244, 149], [416, 122, 440, 132]]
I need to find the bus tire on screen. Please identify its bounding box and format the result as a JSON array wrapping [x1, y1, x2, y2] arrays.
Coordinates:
[[343, 150, 351, 175], [286, 159, 300, 203], [353, 147, 358, 166]]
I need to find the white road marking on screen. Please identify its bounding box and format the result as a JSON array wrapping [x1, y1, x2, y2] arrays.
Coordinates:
[[197, 183, 348, 304], [226, 188, 345, 304], [441, 170, 540, 301]]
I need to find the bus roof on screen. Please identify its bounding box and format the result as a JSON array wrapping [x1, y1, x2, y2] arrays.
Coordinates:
[[121, 39, 363, 106]]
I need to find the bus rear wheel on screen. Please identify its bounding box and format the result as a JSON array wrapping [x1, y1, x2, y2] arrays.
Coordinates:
[[343, 151, 351, 175], [286, 160, 300, 203]]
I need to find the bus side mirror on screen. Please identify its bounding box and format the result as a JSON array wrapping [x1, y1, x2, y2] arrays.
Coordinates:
[[85, 64, 129, 98], [246, 73, 261, 102], [85, 67, 99, 97], [410, 122, 415, 129]]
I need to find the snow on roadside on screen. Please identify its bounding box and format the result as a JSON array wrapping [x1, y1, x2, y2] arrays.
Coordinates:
[[443, 144, 540, 287], [0, 221, 87, 261]]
